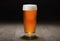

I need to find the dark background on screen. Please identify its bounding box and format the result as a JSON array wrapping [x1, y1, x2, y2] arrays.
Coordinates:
[[0, 0, 59, 23]]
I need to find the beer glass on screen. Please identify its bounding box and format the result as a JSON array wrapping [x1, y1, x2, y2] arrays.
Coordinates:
[[22, 4, 37, 39]]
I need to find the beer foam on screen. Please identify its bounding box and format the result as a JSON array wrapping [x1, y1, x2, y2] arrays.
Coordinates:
[[23, 4, 37, 10]]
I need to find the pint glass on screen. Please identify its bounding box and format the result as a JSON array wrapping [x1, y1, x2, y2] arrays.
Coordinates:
[[23, 4, 37, 36]]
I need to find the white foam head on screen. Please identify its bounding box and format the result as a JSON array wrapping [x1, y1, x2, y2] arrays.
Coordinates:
[[23, 4, 37, 11]]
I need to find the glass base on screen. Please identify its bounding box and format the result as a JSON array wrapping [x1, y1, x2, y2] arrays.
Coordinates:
[[20, 34, 39, 40]]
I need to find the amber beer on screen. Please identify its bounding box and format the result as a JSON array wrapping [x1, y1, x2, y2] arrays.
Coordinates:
[[23, 4, 37, 35]]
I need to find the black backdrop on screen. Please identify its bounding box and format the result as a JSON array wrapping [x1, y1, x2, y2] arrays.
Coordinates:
[[0, 0, 59, 23]]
